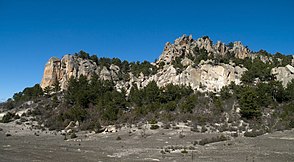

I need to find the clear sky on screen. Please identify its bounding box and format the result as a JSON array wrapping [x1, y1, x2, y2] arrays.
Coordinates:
[[0, 0, 293, 101]]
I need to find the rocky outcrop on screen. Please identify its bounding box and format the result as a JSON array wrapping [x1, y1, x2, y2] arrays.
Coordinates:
[[40, 57, 61, 89], [138, 64, 246, 93], [40, 35, 249, 93], [215, 41, 228, 56], [41, 53, 246, 94], [271, 64, 294, 87], [158, 39, 193, 64], [41, 34, 292, 95], [41, 55, 100, 90], [157, 35, 250, 64], [229, 41, 250, 59]]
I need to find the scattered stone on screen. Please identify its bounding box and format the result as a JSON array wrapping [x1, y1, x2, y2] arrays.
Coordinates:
[[65, 121, 79, 132], [5, 132, 12, 137], [103, 125, 117, 133], [181, 149, 188, 154]]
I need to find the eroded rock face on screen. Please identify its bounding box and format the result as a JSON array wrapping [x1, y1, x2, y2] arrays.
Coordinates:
[[229, 41, 250, 59], [158, 35, 196, 64], [139, 64, 246, 93], [40, 57, 61, 89], [41, 53, 246, 94], [41, 55, 99, 90], [41, 34, 292, 95], [40, 35, 249, 93], [272, 64, 294, 87], [157, 35, 250, 65], [215, 41, 227, 56]]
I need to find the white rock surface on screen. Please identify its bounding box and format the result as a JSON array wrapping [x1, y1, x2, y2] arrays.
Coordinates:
[[272, 64, 294, 87], [40, 35, 293, 95]]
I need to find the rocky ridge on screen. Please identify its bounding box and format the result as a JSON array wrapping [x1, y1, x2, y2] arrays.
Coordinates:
[[157, 35, 250, 64], [40, 35, 294, 93]]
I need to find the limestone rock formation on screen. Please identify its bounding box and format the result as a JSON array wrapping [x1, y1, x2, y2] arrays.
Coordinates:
[[215, 41, 227, 56], [271, 64, 294, 87], [40, 34, 291, 95], [139, 64, 246, 93], [157, 35, 250, 64], [40, 57, 61, 89], [229, 41, 250, 59], [41, 55, 99, 90]]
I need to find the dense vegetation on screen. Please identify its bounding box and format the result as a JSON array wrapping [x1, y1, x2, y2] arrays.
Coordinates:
[[3, 75, 293, 132], [75, 50, 157, 78], [0, 84, 43, 111]]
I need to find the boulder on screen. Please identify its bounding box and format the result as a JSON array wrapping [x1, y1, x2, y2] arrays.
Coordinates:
[[272, 65, 294, 87], [64, 121, 79, 132], [286, 64, 294, 74], [103, 125, 117, 133]]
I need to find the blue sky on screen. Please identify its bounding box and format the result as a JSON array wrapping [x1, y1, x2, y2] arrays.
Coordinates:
[[0, 0, 293, 101]]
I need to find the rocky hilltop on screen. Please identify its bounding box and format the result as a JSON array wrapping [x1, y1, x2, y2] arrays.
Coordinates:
[[157, 35, 250, 64], [41, 34, 294, 93], [2, 34, 294, 142]]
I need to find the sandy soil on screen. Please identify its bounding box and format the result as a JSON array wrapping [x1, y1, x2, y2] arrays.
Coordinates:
[[0, 122, 294, 162]]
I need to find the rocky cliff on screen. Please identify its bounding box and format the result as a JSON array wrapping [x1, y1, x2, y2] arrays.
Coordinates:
[[41, 55, 99, 90], [40, 34, 294, 93], [157, 35, 250, 64]]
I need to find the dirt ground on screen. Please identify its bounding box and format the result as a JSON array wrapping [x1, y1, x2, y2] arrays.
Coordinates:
[[1, 122, 294, 162]]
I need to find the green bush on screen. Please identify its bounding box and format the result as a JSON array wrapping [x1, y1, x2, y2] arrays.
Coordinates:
[[239, 86, 261, 119], [1, 112, 15, 123], [220, 86, 232, 100], [150, 124, 159, 130], [80, 119, 102, 132], [244, 130, 264, 137], [129, 60, 157, 77], [198, 135, 228, 145], [149, 118, 157, 124], [181, 149, 188, 154], [13, 84, 43, 103], [162, 123, 171, 129], [75, 50, 90, 60], [241, 58, 273, 84]]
